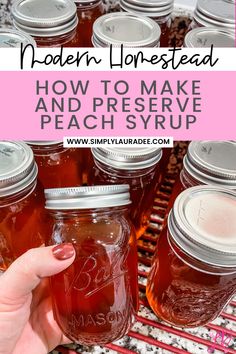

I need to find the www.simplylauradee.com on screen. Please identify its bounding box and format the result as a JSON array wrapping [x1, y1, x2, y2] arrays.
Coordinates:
[[19, 44, 219, 69]]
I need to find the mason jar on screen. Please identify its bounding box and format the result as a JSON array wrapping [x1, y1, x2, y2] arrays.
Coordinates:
[[90, 147, 162, 238], [146, 186, 236, 327], [73, 0, 106, 47], [190, 0, 235, 33], [0, 28, 36, 48], [12, 0, 79, 47], [184, 27, 235, 47], [45, 185, 138, 345], [120, 0, 174, 47], [26, 141, 83, 189], [0, 141, 45, 270], [166, 141, 236, 217], [92, 12, 161, 47], [181, 140, 236, 188]]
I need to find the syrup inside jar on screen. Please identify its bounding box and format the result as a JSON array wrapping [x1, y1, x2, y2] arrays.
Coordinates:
[[26, 141, 83, 189], [0, 141, 45, 270], [73, 0, 106, 47], [45, 185, 138, 345], [90, 147, 163, 238]]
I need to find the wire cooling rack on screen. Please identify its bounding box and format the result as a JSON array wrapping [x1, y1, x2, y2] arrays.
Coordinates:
[[54, 142, 236, 354]]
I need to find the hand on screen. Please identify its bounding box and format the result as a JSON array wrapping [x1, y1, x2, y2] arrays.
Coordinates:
[[0, 244, 75, 354]]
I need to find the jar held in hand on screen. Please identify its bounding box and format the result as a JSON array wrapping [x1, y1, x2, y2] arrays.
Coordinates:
[[45, 185, 138, 345]]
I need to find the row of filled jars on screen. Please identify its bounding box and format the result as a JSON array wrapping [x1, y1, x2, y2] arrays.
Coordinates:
[[0, 0, 235, 48], [0, 140, 236, 345]]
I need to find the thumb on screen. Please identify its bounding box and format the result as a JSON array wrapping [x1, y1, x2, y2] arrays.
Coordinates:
[[0, 244, 75, 303]]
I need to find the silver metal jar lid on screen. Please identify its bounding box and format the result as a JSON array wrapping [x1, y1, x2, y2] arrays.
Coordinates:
[[184, 27, 235, 47], [194, 0, 235, 30], [92, 12, 161, 47], [26, 141, 63, 146], [0, 141, 38, 197], [45, 185, 131, 209], [120, 0, 174, 18], [168, 185, 236, 267], [12, 0, 78, 37], [0, 28, 36, 47], [92, 147, 162, 170], [183, 141, 236, 189], [74, 0, 101, 3]]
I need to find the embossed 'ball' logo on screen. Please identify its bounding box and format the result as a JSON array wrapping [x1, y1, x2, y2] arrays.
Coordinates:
[[66, 250, 129, 298]]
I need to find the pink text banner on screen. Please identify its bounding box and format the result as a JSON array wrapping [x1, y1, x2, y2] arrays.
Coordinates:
[[0, 71, 235, 140]]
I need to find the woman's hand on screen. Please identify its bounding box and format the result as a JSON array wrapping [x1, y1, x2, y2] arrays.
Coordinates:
[[0, 244, 75, 354]]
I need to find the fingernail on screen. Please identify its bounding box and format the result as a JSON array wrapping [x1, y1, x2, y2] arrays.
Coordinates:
[[52, 243, 75, 260]]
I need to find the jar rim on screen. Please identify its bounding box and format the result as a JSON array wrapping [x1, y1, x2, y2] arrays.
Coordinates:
[[12, 0, 78, 37], [182, 141, 236, 188], [92, 12, 161, 47], [167, 232, 236, 275], [193, 0, 235, 29], [184, 27, 235, 48], [0, 141, 38, 197], [26, 141, 63, 146], [45, 185, 131, 209], [92, 147, 162, 170], [120, 0, 173, 17], [0, 28, 36, 47], [168, 185, 236, 267], [74, 0, 101, 3]]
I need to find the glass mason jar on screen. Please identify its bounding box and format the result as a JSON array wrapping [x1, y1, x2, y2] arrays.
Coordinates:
[[92, 12, 161, 47], [0, 141, 45, 271], [26, 141, 83, 189], [45, 185, 138, 345], [0, 28, 36, 48], [190, 0, 235, 33], [184, 27, 235, 48], [166, 141, 236, 217], [120, 0, 174, 47], [90, 147, 163, 238], [146, 186, 236, 328], [73, 0, 106, 47], [12, 0, 79, 47]]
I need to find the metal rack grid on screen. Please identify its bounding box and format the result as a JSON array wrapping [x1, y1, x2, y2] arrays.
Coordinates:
[[54, 142, 236, 354]]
